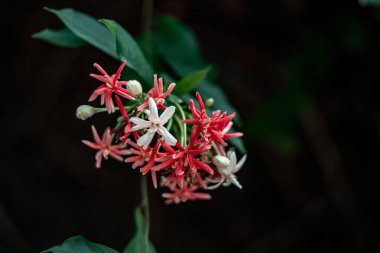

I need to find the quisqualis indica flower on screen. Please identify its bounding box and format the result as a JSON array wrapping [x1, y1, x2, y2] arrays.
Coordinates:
[[162, 182, 211, 205], [208, 151, 246, 189], [152, 129, 213, 188], [130, 97, 177, 149], [137, 75, 176, 111], [82, 126, 130, 168], [89, 60, 136, 114], [183, 92, 242, 155]]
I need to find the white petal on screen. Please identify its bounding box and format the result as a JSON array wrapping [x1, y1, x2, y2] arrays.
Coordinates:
[[229, 174, 243, 189], [148, 97, 159, 122], [159, 106, 175, 125], [130, 117, 151, 131], [137, 131, 155, 149], [206, 176, 225, 190], [229, 151, 237, 168], [158, 126, 177, 146], [234, 154, 247, 173]]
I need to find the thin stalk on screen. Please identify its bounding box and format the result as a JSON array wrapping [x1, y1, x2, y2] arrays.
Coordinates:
[[174, 115, 185, 146], [140, 175, 150, 253], [139, 0, 154, 252], [173, 101, 187, 147]]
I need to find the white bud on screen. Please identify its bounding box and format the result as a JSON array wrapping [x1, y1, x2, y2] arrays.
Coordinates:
[[213, 155, 230, 168], [127, 80, 142, 96], [205, 98, 214, 108], [76, 105, 95, 120]]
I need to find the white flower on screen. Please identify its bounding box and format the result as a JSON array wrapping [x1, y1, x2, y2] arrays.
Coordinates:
[[130, 97, 177, 149], [207, 151, 247, 190]]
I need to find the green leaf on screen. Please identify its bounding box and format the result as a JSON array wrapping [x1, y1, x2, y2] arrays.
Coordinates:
[[155, 15, 205, 73], [32, 27, 86, 48], [44, 7, 117, 58], [359, 0, 380, 6], [173, 66, 211, 95], [41, 235, 118, 253], [99, 19, 153, 84], [123, 208, 157, 253], [154, 15, 242, 125], [228, 136, 246, 154]]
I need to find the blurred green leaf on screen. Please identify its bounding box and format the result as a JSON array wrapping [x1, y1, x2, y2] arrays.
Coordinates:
[[228, 136, 246, 154], [99, 19, 153, 84], [173, 66, 211, 95], [359, 0, 380, 6], [123, 207, 157, 253], [32, 27, 86, 48], [154, 15, 242, 125], [155, 15, 205, 74], [41, 235, 118, 253], [44, 7, 117, 58]]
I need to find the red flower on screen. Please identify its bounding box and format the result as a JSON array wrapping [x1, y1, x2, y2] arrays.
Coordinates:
[[183, 92, 242, 155], [137, 75, 176, 111], [152, 127, 213, 188], [114, 95, 133, 142], [124, 140, 164, 188], [89, 60, 135, 114], [162, 181, 211, 204], [82, 126, 130, 168]]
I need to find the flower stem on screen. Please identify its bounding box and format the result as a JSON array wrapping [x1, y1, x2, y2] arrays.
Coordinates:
[[140, 174, 150, 253], [173, 101, 187, 147]]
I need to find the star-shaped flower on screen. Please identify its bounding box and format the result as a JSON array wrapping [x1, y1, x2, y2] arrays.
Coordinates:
[[207, 151, 246, 189], [82, 126, 130, 168], [136, 75, 176, 111], [88, 60, 135, 114], [130, 97, 177, 149], [162, 182, 211, 205]]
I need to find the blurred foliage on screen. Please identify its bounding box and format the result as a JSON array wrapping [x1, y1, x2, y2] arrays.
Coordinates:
[[122, 208, 157, 253], [359, 0, 380, 6], [41, 235, 118, 253]]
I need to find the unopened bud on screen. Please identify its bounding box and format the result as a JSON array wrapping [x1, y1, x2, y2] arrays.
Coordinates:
[[127, 80, 142, 96], [76, 105, 95, 120], [205, 98, 214, 108], [213, 155, 230, 168]]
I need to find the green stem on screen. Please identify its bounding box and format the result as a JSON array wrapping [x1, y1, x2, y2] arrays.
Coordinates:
[[140, 175, 150, 253], [174, 115, 185, 147], [139, 1, 153, 252], [173, 101, 187, 147]]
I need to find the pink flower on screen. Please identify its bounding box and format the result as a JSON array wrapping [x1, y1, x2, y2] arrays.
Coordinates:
[[114, 96, 133, 142], [152, 127, 213, 188], [162, 182, 211, 204], [124, 140, 164, 188], [82, 125, 130, 168], [137, 75, 176, 111], [183, 92, 242, 155], [89, 60, 135, 114]]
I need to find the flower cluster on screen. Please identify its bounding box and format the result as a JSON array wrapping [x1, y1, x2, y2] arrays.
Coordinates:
[[80, 61, 247, 204]]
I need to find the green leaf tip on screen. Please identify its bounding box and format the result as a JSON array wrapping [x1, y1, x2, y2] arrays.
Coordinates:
[[173, 66, 212, 95]]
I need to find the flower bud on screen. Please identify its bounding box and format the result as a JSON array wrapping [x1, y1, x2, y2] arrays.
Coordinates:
[[213, 155, 230, 168], [205, 98, 214, 108], [76, 105, 95, 120], [127, 80, 142, 96]]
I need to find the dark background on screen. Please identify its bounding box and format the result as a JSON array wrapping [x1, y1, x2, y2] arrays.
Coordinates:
[[1, 0, 379, 252]]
